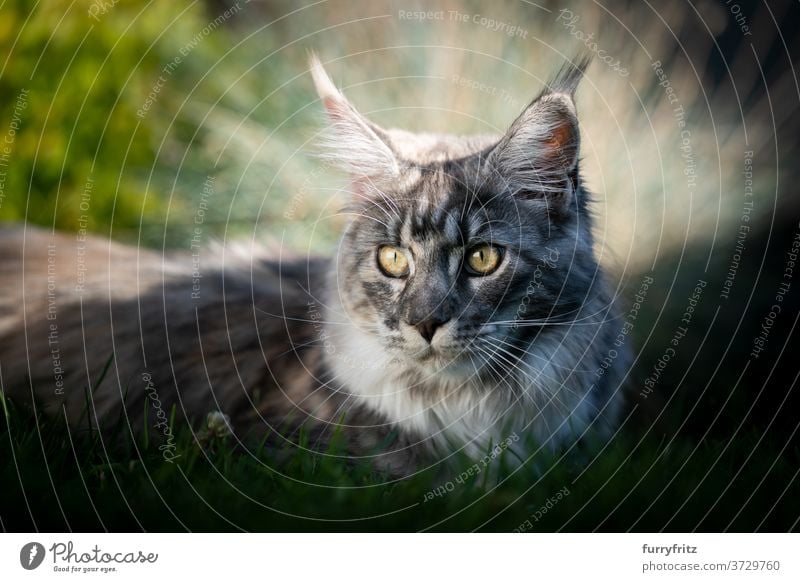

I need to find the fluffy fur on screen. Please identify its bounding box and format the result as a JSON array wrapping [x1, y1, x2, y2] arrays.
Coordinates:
[[0, 56, 628, 476]]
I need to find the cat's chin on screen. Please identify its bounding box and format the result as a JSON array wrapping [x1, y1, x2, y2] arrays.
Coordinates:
[[400, 347, 478, 381]]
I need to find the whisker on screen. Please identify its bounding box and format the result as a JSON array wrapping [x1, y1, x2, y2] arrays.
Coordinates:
[[488, 302, 624, 328], [477, 337, 600, 420], [482, 336, 594, 404], [489, 335, 597, 373]]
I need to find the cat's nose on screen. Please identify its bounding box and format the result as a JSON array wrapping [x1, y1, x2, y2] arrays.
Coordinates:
[[414, 317, 450, 344]]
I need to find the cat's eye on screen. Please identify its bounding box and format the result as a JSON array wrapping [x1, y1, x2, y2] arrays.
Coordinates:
[[465, 244, 503, 276], [377, 245, 410, 278]]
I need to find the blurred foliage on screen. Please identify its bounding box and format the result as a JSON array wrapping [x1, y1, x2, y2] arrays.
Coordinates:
[[0, 0, 313, 247], [0, 0, 168, 232]]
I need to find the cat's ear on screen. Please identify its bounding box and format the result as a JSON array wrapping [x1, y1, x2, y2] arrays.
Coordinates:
[[488, 56, 589, 211], [310, 55, 400, 188]]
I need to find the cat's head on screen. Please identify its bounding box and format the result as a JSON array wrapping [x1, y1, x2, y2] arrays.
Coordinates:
[[311, 56, 599, 380]]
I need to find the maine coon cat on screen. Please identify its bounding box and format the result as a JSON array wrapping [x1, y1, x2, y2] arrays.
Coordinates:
[[0, 55, 629, 476]]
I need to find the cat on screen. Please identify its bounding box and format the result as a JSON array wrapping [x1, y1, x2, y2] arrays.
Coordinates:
[[0, 55, 629, 476]]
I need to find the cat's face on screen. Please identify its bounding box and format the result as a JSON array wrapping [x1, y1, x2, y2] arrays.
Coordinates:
[[336, 166, 584, 378], [312, 56, 596, 379]]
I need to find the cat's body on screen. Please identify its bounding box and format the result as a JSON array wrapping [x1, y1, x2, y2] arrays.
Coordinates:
[[0, 226, 423, 472], [0, 57, 629, 476]]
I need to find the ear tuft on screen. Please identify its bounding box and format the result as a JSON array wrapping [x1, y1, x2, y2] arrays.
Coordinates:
[[309, 53, 345, 113], [543, 53, 591, 97], [487, 56, 589, 208], [309, 54, 400, 185]]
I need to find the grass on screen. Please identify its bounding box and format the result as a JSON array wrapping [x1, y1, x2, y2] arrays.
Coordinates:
[[1, 390, 797, 532]]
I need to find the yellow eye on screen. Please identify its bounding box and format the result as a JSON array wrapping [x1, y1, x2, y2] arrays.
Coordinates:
[[377, 245, 410, 278], [466, 244, 502, 275]]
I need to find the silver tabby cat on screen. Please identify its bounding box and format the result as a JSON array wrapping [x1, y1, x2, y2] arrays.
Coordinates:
[[0, 56, 629, 476]]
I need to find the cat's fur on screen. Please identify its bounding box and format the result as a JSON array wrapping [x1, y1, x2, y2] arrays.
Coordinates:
[[0, 56, 628, 476]]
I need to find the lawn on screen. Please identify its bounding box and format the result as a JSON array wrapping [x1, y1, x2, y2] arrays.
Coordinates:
[[1, 390, 797, 532]]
